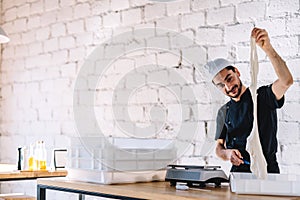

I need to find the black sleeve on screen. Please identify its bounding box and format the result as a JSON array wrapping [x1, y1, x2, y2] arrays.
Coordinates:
[[215, 104, 227, 140], [257, 84, 284, 110]]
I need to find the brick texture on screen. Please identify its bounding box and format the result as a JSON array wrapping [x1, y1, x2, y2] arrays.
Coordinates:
[[0, 0, 300, 198]]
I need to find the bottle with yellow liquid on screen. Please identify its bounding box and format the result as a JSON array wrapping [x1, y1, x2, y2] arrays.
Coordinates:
[[28, 144, 35, 171], [40, 141, 47, 170], [34, 141, 41, 170]]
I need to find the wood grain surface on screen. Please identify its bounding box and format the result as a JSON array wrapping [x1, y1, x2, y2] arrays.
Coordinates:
[[37, 179, 300, 200]]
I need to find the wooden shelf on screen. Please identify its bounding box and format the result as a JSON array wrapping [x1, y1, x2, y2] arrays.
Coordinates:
[[0, 170, 67, 181]]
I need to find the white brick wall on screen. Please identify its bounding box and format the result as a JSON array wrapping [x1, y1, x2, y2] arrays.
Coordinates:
[[73, 3, 90, 19], [57, 6, 73, 21], [144, 3, 166, 21], [14, 18, 27, 33], [225, 23, 254, 44], [196, 27, 223, 45], [166, 0, 190, 16], [36, 26, 50, 41], [272, 36, 298, 58], [181, 12, 205, 30], [103, 12, 121, 28], [51, 22, 66, 37], [44, 38, 58, 52], [17, 3, 30, 18], [287, 15, 300, 35], [122, 8, 142, 26], [27, 15, 40, 29], [40, 11, 56, 27], [45, 0, 59, 12], [236, 1, 266, 23], [207, 6, 235, 25], [59, 36, 75, 49], [192, 0, 219, 11], [0, 0, 300, 198], [256, 18, 286, 37], [207, 45, 231, 60], [67, 20, 85, 34], [156, 15, 180, 31], [267, 0, 299, 16], [30, 1, 44, 15], [4, 7, 17, 22], [111, 0, 130, 11]]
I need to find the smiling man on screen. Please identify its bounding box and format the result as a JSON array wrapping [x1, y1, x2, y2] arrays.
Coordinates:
[[206, 28, 293, 173]]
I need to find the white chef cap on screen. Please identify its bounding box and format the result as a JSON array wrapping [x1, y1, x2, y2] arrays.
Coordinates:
[[204, 58, 232, 82]]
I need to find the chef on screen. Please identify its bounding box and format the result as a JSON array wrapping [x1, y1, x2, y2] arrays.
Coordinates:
[[205, 28, 293, 173]]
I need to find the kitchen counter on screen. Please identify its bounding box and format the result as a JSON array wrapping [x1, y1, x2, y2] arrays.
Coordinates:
[[36, 179, 300, 200]]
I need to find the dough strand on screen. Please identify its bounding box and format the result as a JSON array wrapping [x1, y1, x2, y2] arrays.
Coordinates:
[[246, 37, 268, 179]]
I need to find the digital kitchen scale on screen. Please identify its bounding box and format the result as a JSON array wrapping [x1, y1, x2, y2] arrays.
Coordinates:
[[165, 164, 228, 188]]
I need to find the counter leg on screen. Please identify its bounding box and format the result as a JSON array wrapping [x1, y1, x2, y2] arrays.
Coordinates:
[[79, 194, 85, 200], [37, 185, 46, 200]]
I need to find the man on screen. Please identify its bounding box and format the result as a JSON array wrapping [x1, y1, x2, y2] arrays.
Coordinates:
[[206, 28, 293, 173]]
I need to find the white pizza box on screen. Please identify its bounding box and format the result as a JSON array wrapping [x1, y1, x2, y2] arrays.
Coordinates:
[[67, 168, 166, 184], [230, 172, 300, 196]]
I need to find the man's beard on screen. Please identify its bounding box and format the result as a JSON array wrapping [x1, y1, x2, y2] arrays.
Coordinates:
[[226, 79, 243, 99]]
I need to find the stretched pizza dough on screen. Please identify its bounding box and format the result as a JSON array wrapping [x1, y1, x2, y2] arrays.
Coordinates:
[[246, 37, 268, 179]]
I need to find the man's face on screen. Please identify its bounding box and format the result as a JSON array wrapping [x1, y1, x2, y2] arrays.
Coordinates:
[[212, 67, 243, 99]]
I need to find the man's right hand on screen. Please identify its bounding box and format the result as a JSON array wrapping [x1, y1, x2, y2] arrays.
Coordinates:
[[216, 139, 244, 166], [226, 149, 244, 166]]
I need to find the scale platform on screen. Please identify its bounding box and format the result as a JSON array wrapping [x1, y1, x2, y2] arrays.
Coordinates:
[[165, 164, 228, 188]]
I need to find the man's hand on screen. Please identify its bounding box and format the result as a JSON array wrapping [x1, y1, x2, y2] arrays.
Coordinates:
[[251, 27, 293, 100], [226, 149, 244, 166], [251, 27, 273, 53], [216, 139, 244, 166]]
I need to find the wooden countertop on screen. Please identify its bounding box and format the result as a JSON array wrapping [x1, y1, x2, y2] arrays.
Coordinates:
[[37, 179, 300, 200], [0, 170, 68, 181]]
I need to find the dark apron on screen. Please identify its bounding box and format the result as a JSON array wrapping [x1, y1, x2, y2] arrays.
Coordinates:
[[225, 101, 252, 173], [226, 133, 251, 172]]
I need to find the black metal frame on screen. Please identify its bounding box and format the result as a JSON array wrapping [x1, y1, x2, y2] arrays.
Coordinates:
[[37, 184, 146, 200], [53, 149, 67, 169]]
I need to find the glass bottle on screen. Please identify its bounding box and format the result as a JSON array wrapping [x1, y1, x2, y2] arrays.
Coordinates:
[[28, 144, 35, 171], [34, 141, 41, 170], [40, 141, 47, 170]]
